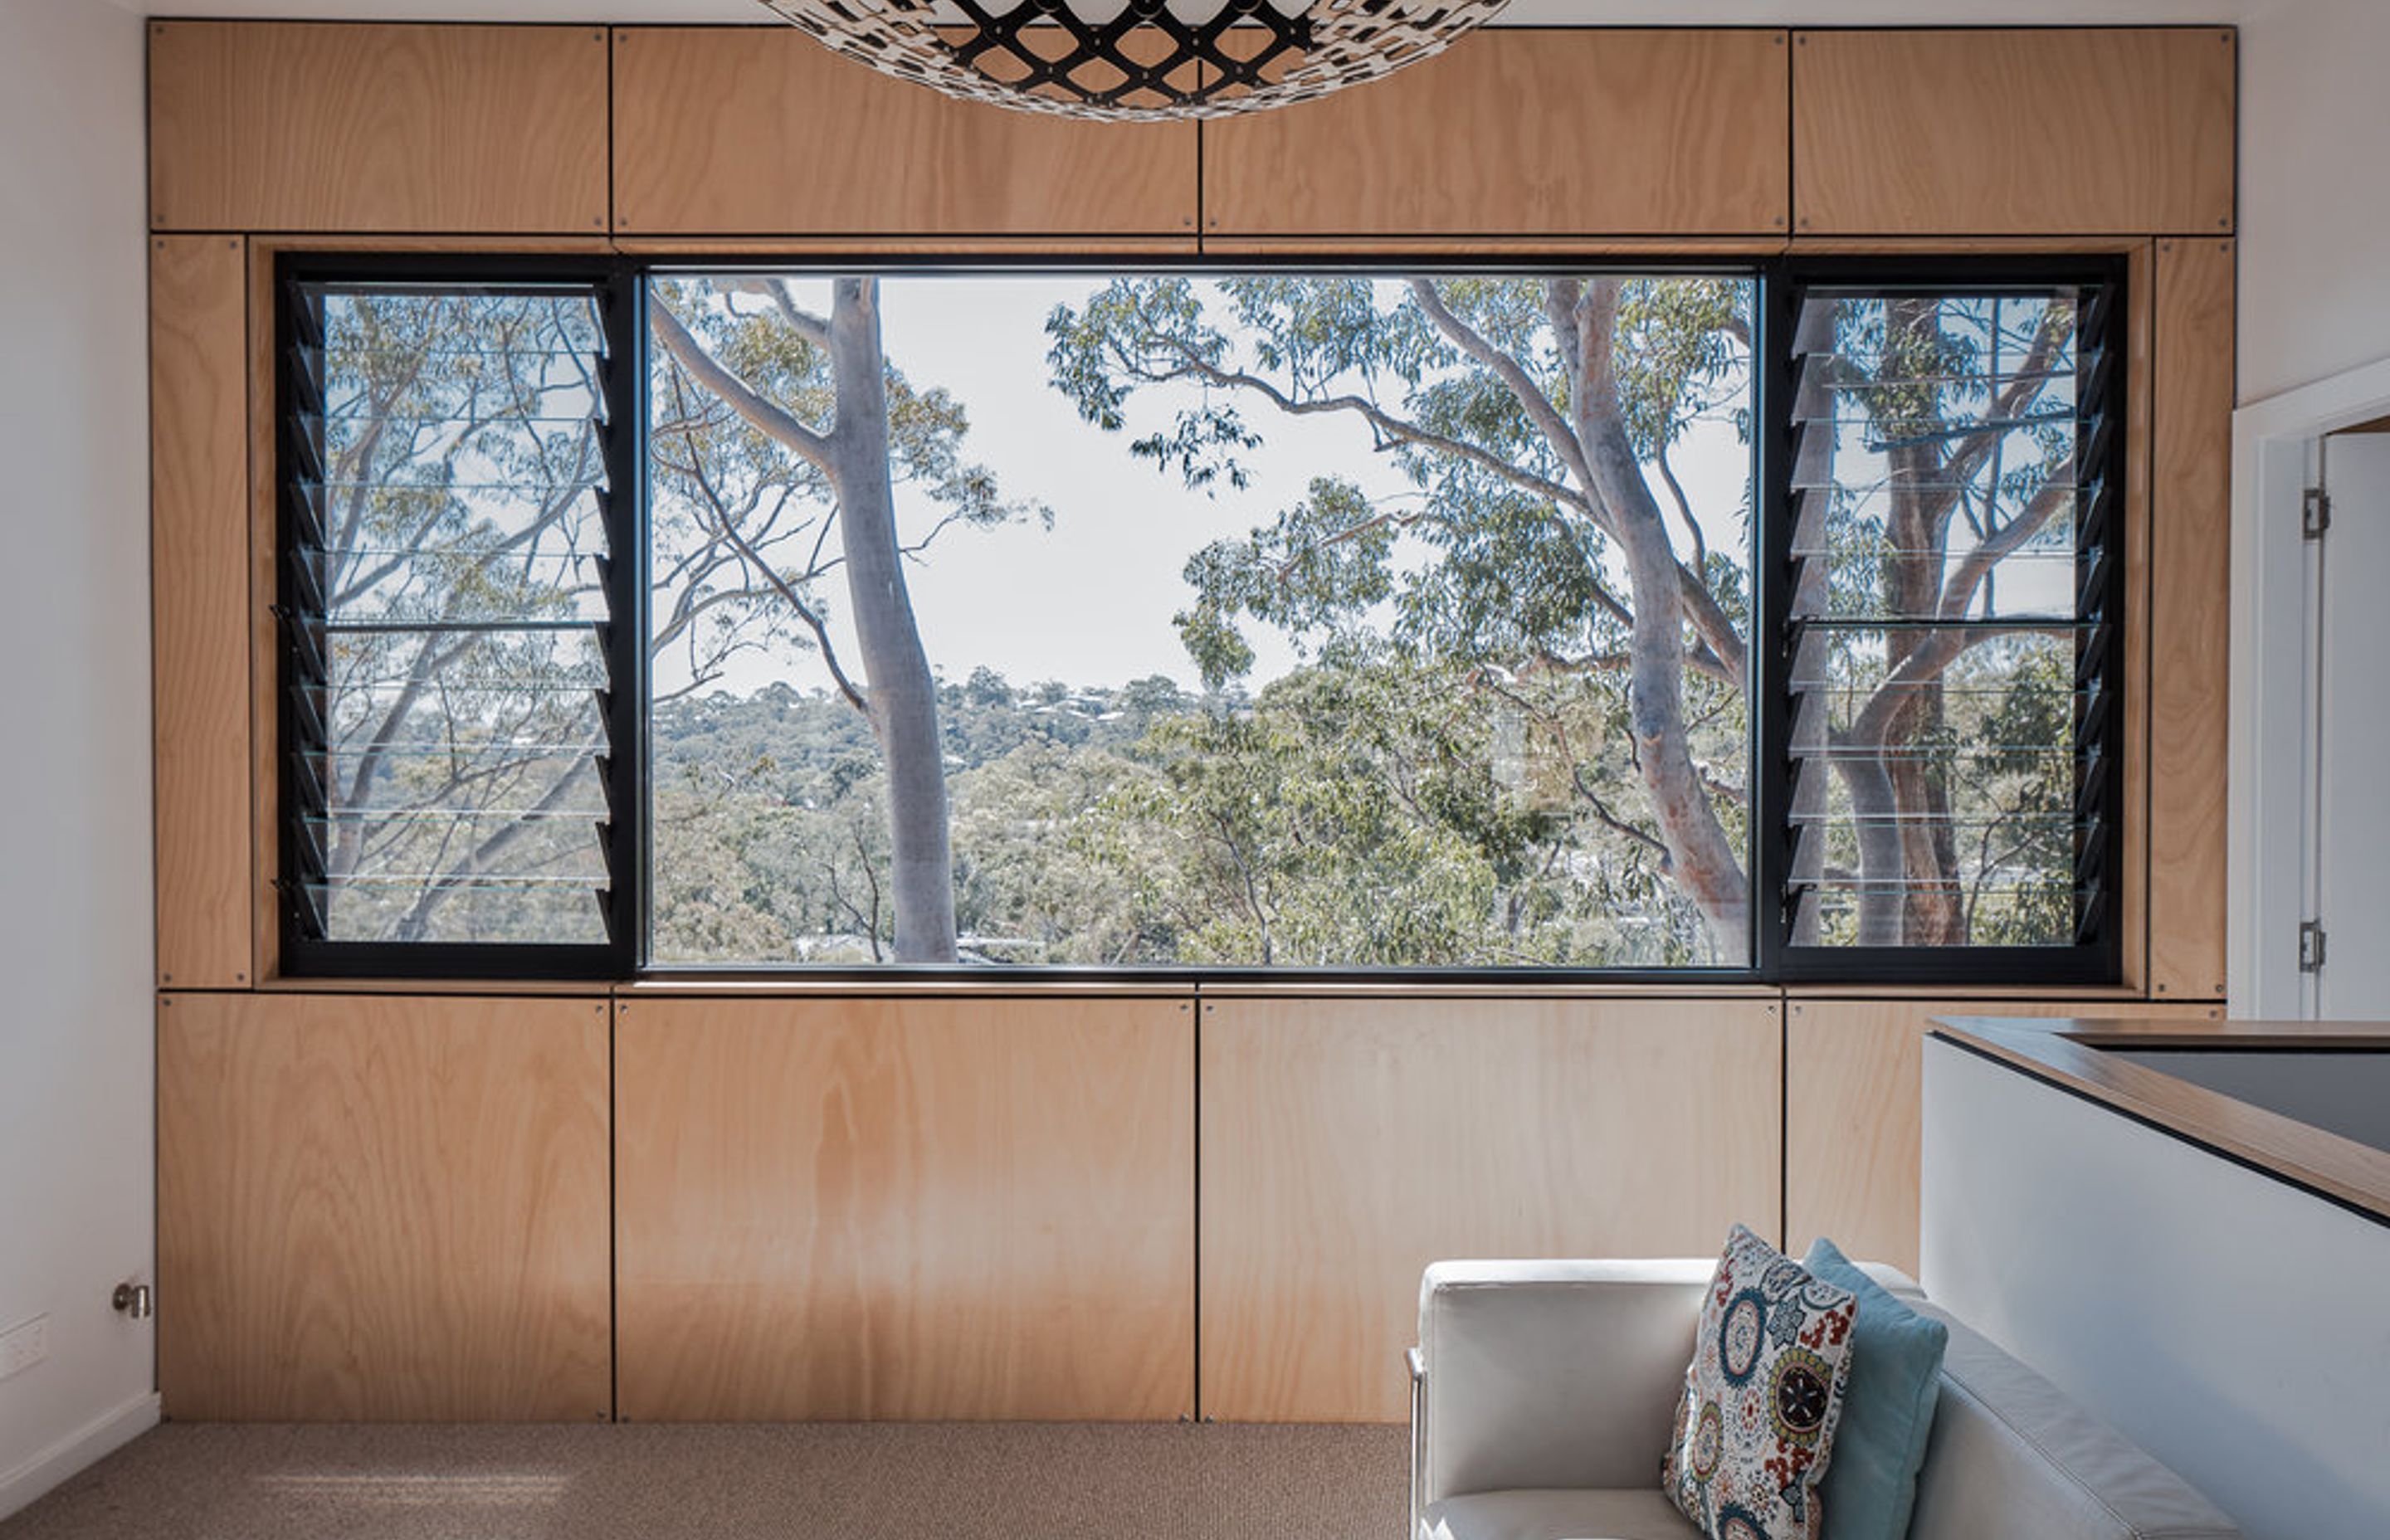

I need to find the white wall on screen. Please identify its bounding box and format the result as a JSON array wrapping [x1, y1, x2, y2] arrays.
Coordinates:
[[0, 0, 160, 1518], [1923, 1040, 2390, 1540], [2237, 0, 2390, 403]]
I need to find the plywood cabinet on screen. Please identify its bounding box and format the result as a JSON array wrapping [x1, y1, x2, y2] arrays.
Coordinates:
[[157, 992, 613, 1420], [1792, 29, 2236, 236], [1784, 998, 2225, 1274], [1202, 29, 1791, 238], [151, 237, 252, 989], [1198, 996, 1781, 1422], [148, 22, 611, 233], [611, 28, 1198, 238], [613, 996, 1195, 1420]]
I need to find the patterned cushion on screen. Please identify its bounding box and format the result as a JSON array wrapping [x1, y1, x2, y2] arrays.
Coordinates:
[[1662, 1226, 1860, 1540]]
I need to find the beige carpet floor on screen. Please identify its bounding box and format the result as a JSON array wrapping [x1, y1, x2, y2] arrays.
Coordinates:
[[1, 1422, 1407, 1539]]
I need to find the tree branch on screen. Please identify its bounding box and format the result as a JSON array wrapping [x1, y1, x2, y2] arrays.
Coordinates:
[[1410, 279, 1606, 533], [1137, 341, 1594, 522], [650, 300, 836, 471], [663, 370, 867, 713]]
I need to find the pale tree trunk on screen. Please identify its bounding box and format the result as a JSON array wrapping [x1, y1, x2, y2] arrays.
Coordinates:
[[826, 279, 957, 962], [1576, 280, 1750, 956], [651, 282, 958, 962], [1883, 427, 1963, 944]]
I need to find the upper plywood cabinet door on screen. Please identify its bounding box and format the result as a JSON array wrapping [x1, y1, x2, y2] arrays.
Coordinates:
[[1792, 28, 2236, 236], [611, 28, 1199, 237], [1202, 30, 1792, 238], [149, 22, 611, 233]]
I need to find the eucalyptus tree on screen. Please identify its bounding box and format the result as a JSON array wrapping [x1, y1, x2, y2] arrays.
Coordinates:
[[646, 276, 1044, 963], [1048, 275, 2081, 955]]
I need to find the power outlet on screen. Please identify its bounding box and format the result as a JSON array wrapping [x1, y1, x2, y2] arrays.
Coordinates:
[[0, 1315, 50, 1382]]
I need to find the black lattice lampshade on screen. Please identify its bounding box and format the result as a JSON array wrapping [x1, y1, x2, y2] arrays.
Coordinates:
[[755, 0, 1512, 120]]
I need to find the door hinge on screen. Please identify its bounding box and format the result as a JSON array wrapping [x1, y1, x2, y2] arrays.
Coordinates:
[[2304, 486, 2333, 540], [2299, 919, 2327, 973]]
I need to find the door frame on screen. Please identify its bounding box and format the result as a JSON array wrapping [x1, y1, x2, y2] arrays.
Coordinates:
[[2231, 354, 2390, 1016]]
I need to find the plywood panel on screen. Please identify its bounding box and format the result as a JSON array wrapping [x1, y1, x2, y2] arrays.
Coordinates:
[[2120, 240, 2154, 994], [1200, 997, 1781, 1422], [152, 236, 252, 989], [2148, 238, 2236, 1001], [1792, 29, 2235, 236], [615, 996, 1195, 1421], [1786, 998, 2224, 1274], [611, 28, 1197, 236], [156, 992, 612, 1420], [1202, 29, 1790, 236], [245, 246, 278, 983], [149, 22, 610, 232]]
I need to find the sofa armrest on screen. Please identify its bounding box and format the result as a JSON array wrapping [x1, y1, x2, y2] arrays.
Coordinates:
[[1416, 1259, 1712, 1508]]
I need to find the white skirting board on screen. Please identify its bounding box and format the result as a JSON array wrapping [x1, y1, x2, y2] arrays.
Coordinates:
[[0, 1392, 160, 1523]]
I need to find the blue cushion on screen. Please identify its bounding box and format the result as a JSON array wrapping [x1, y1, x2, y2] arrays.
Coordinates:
[[1802, 1239, 1949, 1540]]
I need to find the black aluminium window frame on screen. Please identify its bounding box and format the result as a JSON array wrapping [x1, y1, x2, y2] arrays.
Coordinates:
[[271, 250, 2125, 987], [1753, 254, 2131, 987], [276, 252, 648, 981]]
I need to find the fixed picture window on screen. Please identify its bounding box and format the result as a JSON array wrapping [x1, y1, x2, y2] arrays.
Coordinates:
[[277, 266, 637, 977], [273, 258, 2122, 982], [642, 273, 1758, 970]]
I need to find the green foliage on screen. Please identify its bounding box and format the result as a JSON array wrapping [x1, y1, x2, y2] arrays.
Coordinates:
[[647, 655, 1728, 969]]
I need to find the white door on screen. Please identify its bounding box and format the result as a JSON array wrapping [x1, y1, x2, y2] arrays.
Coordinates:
[[2308, 432, 2390, 1016]]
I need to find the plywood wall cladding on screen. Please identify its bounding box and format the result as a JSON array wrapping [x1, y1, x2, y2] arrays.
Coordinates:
[[156, 992, 612, 1420], [151, 237, 251, 989], [2149, 239, 2236, 1001], [1784, 999, 2226, 1274], [1202, 30, 1791, 237], [1199, 997, 1781, 1423], [147, 22, 610, 232], [614, 997, 1195, 1421], [610, 28, 1198, 237], [1792, 29, 2236, 236]]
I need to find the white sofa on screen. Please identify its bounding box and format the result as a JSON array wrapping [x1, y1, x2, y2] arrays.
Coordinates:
[[1409, 1259, 2242, 1540]]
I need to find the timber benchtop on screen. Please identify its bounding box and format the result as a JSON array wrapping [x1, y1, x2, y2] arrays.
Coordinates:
[[1929, 1016, 2390, 1227]]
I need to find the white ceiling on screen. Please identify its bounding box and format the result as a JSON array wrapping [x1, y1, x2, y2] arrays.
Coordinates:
[[101, 0, 2277, 24]]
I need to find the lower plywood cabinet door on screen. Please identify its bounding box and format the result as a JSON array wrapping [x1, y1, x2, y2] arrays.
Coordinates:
[[612, 995, 1197, 1421], [157, 992, 614, 1421], [1197, 995, 1783, 1423]]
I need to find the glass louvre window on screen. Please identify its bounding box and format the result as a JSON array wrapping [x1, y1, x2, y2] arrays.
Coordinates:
[[1776, 279, 2120, 972], [278, 272, 632, 973]]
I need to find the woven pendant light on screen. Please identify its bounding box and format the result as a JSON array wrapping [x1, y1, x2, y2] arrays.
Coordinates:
[[755, 0, 1510, 120]]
